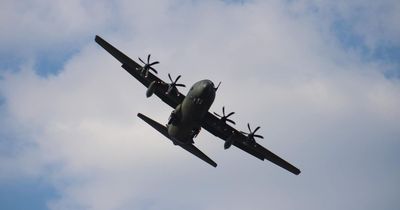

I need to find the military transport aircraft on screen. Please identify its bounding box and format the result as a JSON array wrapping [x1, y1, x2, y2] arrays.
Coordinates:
[[95, 35, 301, 175]]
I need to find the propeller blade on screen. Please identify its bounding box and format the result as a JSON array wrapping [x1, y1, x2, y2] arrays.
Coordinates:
[[240, 131, 249, 135], [168, 73, 173, 82], [226, 119, 236, 125], [254, 126, 260, 133], [175, 75, 181, 83], [147, 54, 151, 63], [149, 67, 158, 74], [139, 57, 145, 64], [149, 61, 159, 66], [226, 112, 235, 118], [213, 112, 222, 117], [247, 123, 251, 132], [254, 134, 264, 139], [175, 84, 186, 87]]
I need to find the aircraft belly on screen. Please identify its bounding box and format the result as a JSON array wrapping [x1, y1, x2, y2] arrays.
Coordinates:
[[167, 97, 211, 143], [181, 95, 211, 122], [167, 123, 193, 143]]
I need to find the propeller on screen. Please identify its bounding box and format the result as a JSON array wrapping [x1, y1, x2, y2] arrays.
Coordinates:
[[166, 73, 186, 95], [213, 106, 236, 125], [138, 54, 159, 77], [241, 123, 264, 144]]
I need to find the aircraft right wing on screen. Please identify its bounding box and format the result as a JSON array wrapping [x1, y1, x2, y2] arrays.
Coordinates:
[[201, 112, 301, 175]]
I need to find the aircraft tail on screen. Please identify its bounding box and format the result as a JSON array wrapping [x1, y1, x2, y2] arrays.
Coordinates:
[[137, 113, 217, 167]]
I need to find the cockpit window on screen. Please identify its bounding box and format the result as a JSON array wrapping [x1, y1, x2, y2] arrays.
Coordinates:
[[192, 97, 203, 105]]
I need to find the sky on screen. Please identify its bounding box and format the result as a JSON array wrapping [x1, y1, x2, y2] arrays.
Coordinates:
[[0, 0, 399, 210]]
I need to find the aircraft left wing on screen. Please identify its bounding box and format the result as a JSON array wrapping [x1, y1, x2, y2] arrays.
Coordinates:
[[95, 35, 184, 109], [201, 112, 301, 175]]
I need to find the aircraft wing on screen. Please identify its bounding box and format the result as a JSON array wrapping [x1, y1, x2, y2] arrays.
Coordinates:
[[95, 35, 184, 109], [201, 112, 301, 175]]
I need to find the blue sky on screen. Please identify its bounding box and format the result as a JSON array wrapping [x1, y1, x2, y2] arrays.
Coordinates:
[[1, 0, 400, 210], [0, 178, 58, 210]]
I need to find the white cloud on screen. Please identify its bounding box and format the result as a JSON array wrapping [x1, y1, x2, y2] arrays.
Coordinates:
[[1, 0, 400, 210], [0, 0, 114, 58], [290, 0, 400, 49]]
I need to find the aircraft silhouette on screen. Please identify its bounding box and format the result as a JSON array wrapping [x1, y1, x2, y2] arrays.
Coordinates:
[[95, 35, 300, 175]]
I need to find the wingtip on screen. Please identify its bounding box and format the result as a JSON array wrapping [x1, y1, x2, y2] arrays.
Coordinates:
[[294, 169, 301, 175], [94, 35, 102, 42], [137, 113, 146, 121]]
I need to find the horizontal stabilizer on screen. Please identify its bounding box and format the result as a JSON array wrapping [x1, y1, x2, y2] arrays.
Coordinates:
[[137, 113, 217, 167], [137, 113, 169, 138], [180, 144, 217, 167]]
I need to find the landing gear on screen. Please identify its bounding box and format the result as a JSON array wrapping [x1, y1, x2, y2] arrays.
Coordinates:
[[168, 111, 179, 125], [168, 105, 182, 125]]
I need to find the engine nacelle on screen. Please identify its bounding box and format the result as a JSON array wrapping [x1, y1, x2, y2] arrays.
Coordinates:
[[224, 134, 236, 149], [146, 81, 158, 98]]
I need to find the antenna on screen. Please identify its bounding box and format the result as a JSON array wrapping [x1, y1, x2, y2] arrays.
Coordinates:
[[215, 81, 222, 91]]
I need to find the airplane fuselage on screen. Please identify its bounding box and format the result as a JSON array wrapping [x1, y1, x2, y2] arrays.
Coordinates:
[[167, 79, 216, 144]]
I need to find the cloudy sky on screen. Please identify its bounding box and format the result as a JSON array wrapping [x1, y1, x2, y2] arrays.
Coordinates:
[[1, 0, 399, 209]]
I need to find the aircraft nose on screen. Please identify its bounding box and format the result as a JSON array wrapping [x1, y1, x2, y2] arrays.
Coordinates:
[[202, 81, 215, 96], [204, 80, 214, 89], [209, 81, 215, 88]]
